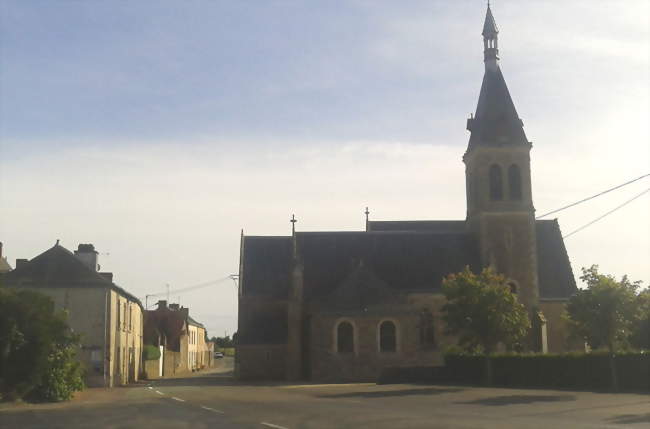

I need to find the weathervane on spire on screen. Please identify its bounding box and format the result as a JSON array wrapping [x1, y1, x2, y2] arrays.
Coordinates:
[[364, 207, 370, 231], [290, 214, 297, 235]]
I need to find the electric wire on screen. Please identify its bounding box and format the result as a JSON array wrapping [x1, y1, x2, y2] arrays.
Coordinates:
[[562, 188, 650, 239], [536, 173, 649, 219], [146, 276, 232, 299]]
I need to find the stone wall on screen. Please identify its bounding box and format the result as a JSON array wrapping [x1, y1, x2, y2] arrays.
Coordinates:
[[236, 344, 287, 380], [539, 299, 583, 353], [309, 293, 451, 382]]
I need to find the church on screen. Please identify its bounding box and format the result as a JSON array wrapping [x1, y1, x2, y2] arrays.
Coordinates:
[[235, 5, 577, 382]]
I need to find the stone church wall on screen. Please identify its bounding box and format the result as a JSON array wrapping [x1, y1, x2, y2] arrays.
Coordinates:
[[309, 293, 452, 382], [539, 299, 583, 353], [236, 344, 287, 380]]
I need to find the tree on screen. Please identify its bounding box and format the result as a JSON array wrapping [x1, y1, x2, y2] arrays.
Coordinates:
[[565, 265, 642, 352], [0, 288, 83, 401], [442, 266, 531, 354], [630, 289, 649, 350], [211, 335, 234, 348]]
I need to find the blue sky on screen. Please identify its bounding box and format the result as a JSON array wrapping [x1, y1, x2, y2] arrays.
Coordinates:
[[1, 0, 648, 336]]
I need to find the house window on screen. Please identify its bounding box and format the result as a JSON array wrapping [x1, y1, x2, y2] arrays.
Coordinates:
[[336, 321, 354, 353], [489, 164, 503, 201], [379, 321, 397, 352], [508, 164, 523, 200]]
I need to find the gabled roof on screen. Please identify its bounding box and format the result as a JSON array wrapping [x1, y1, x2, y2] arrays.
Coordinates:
[[482, 4, 499, 37], [368, 220, 465, 233], [187, 315, 205, 329], [240, 220, 577, 302], [536, 220, 578, 299], [2, 244, 143, 308], [314, 262, 406, 311], [241, 236, 293, 298], [467, 66, 528, 148]]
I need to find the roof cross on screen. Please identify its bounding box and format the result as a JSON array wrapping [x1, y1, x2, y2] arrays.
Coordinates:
[[290, 214, 297, 235]]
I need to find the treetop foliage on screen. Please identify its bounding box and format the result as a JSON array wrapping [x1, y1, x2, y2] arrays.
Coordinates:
[[442, 266, 530, 354], [566, 265, 646, 352]]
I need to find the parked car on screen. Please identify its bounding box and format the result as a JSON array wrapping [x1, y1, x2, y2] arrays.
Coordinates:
[[214, 351, 224, 359]]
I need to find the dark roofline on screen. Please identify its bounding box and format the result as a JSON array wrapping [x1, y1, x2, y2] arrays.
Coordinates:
[[187, 315, 205, 329], [4, 243, 144, 310]]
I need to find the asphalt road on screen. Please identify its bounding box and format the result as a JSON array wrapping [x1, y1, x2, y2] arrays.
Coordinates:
[[1, 358, 648, 429]]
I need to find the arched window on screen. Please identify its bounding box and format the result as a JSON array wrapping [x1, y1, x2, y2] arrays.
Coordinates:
[[489, 164, 503, 201], [337, 321, 354, 353], [379, 321, 397, 352], [508, 164, 522, 200]]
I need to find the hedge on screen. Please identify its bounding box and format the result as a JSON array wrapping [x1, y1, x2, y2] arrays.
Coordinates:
[[380, 351, 649, 391], [143, 345, 161, 361]]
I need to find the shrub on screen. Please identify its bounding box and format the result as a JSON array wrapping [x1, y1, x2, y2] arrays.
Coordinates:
[[0, 288, 84, 402], [143, 345, 161, 361], [442, 351, 649, 391]]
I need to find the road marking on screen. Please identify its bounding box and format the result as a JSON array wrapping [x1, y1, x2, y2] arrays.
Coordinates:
[[261, 422, 289, 429], [155, 390, 164, 395], [171, 397, 185, 402], [200, 405, 224, 414]]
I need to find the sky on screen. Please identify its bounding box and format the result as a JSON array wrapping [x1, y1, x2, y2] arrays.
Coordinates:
[[1, 0, 648, 337]]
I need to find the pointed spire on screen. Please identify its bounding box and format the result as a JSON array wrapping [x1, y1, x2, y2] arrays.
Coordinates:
[[466, 2, 528, 150], [482, 2, 499, 38]]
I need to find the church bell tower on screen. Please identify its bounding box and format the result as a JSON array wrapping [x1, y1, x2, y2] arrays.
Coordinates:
[[464, 4, 540, 313]]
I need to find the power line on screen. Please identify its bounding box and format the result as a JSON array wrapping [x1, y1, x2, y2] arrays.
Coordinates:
[[147, 276, 232, 299], [536, 173, 649, 219], [563, 188, 649, 239]]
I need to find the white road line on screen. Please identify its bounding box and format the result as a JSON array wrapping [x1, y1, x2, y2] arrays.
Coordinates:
[[155, 390, 164, 395], [261, 422, 290, 429], [171, 397, 185, 402], [200, 405, 224, 414]]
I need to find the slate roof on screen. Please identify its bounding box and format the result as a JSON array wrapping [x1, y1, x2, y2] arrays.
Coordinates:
[[187, 315, 205, 329], [368, 220, 466, 233], [467, 66, 528, 148], [240, 220, 577, 301], [241, 236, 293, 298], [536, 219, 578, 299], [1, 244, 143, 308], [482, 4, 499, 37], [241, 230, 480, 301]]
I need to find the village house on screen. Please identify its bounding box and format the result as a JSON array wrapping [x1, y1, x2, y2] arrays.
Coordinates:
[[0, 243, 12, 274], [143, 300, 212, 378], [236, 5, 578, 382], [1, 242, 143, 387]]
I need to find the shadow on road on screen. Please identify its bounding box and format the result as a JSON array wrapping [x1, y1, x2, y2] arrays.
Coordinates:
[[459, 394, 576, 406], [0, 399, 250, 429], [318, 386, 464, 399], [607, 413, 650, 425]]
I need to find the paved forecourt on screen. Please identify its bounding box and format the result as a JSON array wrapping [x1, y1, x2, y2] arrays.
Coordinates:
[[1, 358, 648, 429]]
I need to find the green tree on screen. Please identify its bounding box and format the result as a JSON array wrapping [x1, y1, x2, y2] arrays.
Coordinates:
[[565, 265, 642, 352], [630, 289, 650, 350], [442, 266, 531, 354], [0, 288, 83, 401]]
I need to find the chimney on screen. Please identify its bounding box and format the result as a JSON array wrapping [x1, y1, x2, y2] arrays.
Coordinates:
[[74, 243, 99, 271], [157, 300, 168, 309], [0, 242, 3, 258], [16, 259, 28, 269]]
